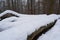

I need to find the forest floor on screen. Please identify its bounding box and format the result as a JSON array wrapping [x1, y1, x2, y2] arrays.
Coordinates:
[[0, 10, 60, 40]]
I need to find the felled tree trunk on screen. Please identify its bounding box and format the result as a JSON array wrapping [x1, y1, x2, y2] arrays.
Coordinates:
[[0, 13, 19, 21], [27, 20, 57, 40]]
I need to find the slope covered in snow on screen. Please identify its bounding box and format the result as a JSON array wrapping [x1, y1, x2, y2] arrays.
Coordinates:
[[0, 10, 60, 40]]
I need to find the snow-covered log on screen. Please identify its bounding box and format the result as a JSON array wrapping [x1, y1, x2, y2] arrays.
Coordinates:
[[0, 13, 19, 20], [27, 20, 57, 40]]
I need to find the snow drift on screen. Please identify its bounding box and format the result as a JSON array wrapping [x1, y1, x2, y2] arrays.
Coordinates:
[[0, 10, 60, 40]]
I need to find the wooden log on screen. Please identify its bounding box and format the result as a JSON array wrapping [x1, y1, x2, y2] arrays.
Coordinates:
[[0, 13, 19, 21], [27, 20, 57, 40]]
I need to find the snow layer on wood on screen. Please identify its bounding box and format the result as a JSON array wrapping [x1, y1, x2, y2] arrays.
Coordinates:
[[0, 10, 60, 40], [0, 10, 22, 17], [0, 10, 47, 18], [0, 15, 59, 40], [0, 17, 18, 30], [38, 19, 60, 40]]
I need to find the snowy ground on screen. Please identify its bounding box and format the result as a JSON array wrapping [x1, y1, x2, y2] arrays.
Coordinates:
[[0, 10, 60, 40]]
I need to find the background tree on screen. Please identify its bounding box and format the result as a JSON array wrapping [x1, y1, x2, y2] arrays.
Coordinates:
[[26, 0, 35, 14]]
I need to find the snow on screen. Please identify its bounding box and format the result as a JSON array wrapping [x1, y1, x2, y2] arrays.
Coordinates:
[[0, 10, 60, 40], [1, 16, 18, 22], [38, 19, 60, 40], [0, 17, 18, 31], [0, 10, 23, 17]]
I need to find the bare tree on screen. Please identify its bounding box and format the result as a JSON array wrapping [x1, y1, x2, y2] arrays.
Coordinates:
[[58, 0, 60, 14]]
